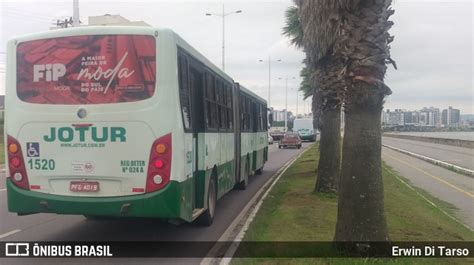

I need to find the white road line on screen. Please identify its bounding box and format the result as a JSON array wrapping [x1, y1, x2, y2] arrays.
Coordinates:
[[0, 229, 21, 239], [0, 189, 6, 192], [384, 166, 473, 232], [200, 144, 313, 265]]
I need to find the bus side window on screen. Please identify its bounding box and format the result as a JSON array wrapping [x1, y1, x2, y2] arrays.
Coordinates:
[[178, 54, 192, 131], [262, 104, 267, 131], [217, 79, 227, 130], [205, 72, 218, 131], [226, 84, 233, 130], [247, 97, 252, 131], [239, 95, 245, 132]]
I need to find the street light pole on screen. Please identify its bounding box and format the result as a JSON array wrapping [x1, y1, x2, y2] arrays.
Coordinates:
[[296, 92, 298, 118], [268, 56, 271, 107], [73, 0, 80, 26], [206, 4, 242, 72], [279, 76, 295, 132], [221, 4, 225, 71], [285, 77, 288, 131], [259, 57, 281, 108]]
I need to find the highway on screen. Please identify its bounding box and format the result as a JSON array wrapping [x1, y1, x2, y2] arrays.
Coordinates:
[[383, 137, 474, 170], [0, 142, 311, 264], [382, 137, 474, 229]]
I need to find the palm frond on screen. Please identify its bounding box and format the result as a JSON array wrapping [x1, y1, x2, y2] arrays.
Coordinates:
[[282, 5, 304, 49]]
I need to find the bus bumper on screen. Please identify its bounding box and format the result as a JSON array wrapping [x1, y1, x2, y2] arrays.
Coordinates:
[[6, 179, 191, 221]]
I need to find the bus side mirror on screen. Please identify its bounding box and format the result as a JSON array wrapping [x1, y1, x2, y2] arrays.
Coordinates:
[[268, 113, 273, 127]]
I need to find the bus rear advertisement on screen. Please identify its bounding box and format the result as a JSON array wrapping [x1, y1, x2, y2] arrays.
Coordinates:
[[5, 27, 268, 226]]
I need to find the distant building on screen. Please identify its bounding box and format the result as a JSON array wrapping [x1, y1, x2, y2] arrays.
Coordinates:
[[420, 107, 440, 127], [272, 109, 286, 122], [442, 109, 448, 125], [412, 111, 420, 124], [445, 106, 461, 127], [381, 106, 466, 129]]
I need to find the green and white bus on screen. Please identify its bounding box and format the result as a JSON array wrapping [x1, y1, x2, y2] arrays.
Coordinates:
[[5, 26, 268, 226]]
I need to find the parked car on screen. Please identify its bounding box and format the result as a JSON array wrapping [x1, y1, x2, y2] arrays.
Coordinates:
[[278, 133, 302, 149], [268, 134, 274, 145]]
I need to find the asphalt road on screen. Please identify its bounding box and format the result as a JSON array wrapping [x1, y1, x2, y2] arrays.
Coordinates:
[[0, 142, 311, 264], [382, 147, 474, 229], [382, 137, 474, 170]]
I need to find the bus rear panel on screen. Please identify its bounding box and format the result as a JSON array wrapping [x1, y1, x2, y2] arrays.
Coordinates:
[[5, 28, 188, 219]]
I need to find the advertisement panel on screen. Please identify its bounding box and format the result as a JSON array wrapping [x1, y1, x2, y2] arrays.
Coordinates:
[[16, 35, 156, 104]]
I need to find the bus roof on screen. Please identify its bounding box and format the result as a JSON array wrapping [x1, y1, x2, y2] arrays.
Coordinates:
[[172, 30, 266, 105], [239, 84, 267, 105], [8, 25, 267, 105]]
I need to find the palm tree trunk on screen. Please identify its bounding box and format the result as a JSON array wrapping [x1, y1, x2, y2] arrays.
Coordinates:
[[335, 104, 388, 242], [315, 106, 340, 193], [334, 0, 394, 244]]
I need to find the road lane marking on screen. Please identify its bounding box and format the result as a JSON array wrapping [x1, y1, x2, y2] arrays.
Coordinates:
[[204, 144, 313, 265], [0, 229, 21, 239], [384, 165, 473, 231], [386, 153, 474, 199], [0, 189, 6, 192]]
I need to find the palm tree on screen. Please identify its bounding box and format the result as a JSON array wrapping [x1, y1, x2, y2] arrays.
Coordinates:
[[298, 0, 396, 243], [283, 3, 341, 193], [332, 0, 396, 243]]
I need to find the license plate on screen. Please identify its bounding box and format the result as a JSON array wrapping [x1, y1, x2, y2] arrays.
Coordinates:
[[70, 181, 100, 192]]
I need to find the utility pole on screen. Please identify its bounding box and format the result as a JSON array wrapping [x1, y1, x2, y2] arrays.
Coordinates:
[[296, 92, 298, 118], [279, 76, 295, 132], [259, 57, 281, 108], [73, 0, 80, 27], [206, 4, 242, 71], [285, 78, 288, 131], [221, 4, 225, 71]]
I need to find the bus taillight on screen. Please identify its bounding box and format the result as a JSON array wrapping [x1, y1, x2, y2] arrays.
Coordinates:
[[146, 133, 172, 193], [7, 135, 30, 190]]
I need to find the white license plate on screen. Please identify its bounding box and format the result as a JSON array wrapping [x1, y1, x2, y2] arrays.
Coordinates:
[[70, 181, 100, 192]]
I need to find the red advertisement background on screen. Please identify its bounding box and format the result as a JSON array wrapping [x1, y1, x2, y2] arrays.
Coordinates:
[[17, 35, 156, 104]]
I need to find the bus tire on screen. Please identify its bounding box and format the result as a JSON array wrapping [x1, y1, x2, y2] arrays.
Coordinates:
[[197, 176, 217, 226], [255, 167, 263, 175]]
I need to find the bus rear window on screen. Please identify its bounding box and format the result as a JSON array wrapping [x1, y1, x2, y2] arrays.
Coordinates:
[[16, 34, 156, 104]]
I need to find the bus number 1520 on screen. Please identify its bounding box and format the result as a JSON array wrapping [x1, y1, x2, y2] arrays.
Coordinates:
[[28, 159, 56, 171]]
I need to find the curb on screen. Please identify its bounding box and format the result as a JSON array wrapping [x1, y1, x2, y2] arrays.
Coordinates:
[[200, 144, 313, 265], [382, 144, 474, 178]]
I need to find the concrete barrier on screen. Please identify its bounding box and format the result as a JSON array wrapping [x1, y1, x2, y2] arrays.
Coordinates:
[[383, 144, 474, 178], [383, 133, 474, 149]]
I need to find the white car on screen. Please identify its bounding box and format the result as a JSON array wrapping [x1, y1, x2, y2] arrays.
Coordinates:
[[268, 135, 274, 144]]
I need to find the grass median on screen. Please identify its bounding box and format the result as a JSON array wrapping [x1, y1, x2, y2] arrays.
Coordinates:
[[233, 143, 474, 265]]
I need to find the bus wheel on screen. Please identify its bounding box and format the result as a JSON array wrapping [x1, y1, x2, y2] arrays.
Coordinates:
[[255, 167, 263, 175], [197, 177, 216, 226]]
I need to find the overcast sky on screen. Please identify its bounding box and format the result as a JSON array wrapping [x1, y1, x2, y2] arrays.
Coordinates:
[[0, 0, 472, 114]]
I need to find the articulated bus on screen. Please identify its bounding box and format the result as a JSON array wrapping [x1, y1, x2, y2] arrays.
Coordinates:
[[5, 26, 268, 226]]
